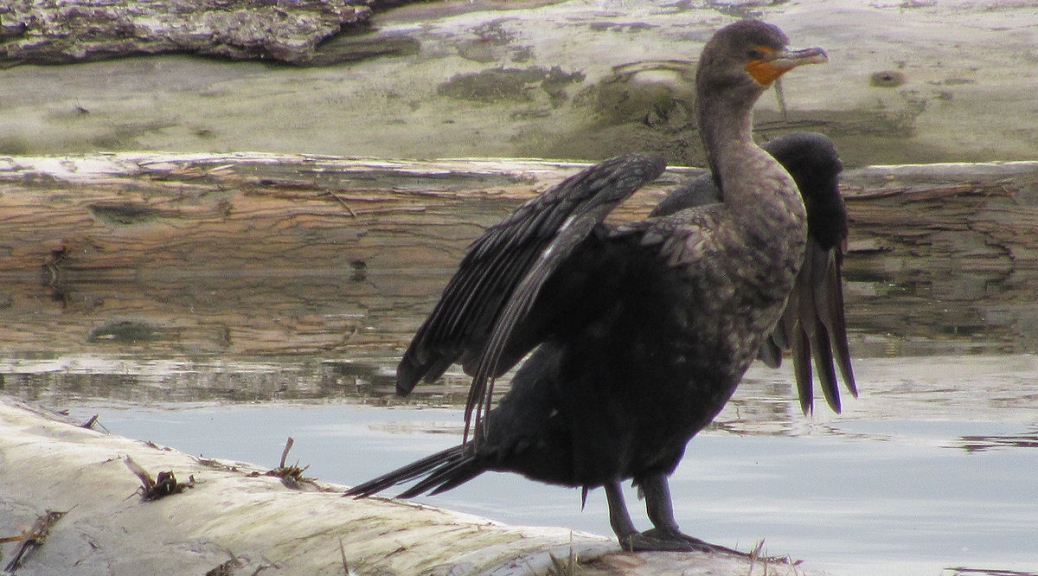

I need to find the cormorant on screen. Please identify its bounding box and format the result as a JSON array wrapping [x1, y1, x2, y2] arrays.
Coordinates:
[[347, 20, 847, 553]]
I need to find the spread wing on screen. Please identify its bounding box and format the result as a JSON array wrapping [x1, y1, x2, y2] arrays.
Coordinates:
[[396, 154, 667, 437], [654, 132, 856, 414]]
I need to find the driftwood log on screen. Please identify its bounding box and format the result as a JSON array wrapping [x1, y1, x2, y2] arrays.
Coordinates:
[[4, 1, 1037, 168], [0, 0, 375, 67], [0, 396, 811, 576], [1, 153, 1037, 358]]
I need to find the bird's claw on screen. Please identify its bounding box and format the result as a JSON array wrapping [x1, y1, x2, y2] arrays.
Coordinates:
[[622, 528, 746, 556]]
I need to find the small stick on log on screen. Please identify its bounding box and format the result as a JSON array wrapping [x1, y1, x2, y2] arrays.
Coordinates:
[[124, 456, 194, 501], [204, 553, 243, 576], [2, 510, 67, 572], [280, 437, 294, 469], [263, 437, 313, 489], [325, 191, 358, 218]]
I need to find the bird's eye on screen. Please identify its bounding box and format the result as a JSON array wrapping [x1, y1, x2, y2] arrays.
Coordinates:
[[747, 48, 765, 60]]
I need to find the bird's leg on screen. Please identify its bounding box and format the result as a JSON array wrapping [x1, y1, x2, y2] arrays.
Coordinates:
[[604, 481, 640, 550], [636, 473, 746, 555]]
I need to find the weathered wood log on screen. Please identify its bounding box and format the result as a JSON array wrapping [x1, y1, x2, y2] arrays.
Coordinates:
[[2, 153, 1037, 358], [0, 0, 373, 67], [0, 153, 695, 356], [4, 0, 1037, 168], [839, 162, 1038, 354], [0, 396, 814, 576]]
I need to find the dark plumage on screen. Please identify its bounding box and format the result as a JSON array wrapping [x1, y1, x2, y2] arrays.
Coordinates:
[[655, 131, 857, 414], [347, 20, 843, 552]]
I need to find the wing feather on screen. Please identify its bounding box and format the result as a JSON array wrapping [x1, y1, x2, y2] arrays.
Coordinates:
[[397, 154, 667, 408]]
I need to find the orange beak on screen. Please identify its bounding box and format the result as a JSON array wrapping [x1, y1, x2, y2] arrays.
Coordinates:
[[745, 46, 828, 86]]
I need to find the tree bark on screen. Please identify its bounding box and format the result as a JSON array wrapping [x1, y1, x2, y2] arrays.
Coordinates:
[[3, 154, 1038, 358], [0, 0, 372, 67]]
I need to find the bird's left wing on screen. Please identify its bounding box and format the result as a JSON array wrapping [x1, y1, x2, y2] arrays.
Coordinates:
[[394, 154, 666, 442], [463, 154, 667, 443]]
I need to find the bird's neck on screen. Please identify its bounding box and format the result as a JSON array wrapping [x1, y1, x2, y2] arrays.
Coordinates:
[[698, 95, 756, 200], [697, 94, 806, 233]]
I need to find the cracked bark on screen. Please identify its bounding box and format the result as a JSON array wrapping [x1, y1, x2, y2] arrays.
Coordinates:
[[0, 0, 378, 67], [1, 154, 1037, 356]]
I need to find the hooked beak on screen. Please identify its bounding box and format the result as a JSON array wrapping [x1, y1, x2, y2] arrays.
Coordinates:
[[746, 46, 828, 86]]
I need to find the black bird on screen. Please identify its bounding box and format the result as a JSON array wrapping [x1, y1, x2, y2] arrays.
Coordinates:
[[347, 20, 841, 552]]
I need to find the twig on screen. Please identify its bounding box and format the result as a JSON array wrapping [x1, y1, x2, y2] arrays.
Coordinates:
[[79, 414, 109, 433], [280, 437, 294, 469], [205, 552, 243, 576], [125, 455, 193, 501], [325, 191, 358, 217], [265, 437, 311, 489], [2, 510, 67, 572]]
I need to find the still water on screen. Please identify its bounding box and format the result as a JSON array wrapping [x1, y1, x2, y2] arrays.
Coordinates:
[[4, 352, 1036, 576]]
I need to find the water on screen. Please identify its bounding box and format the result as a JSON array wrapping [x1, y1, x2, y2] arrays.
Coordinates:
[[4, 353, 1036, 576]]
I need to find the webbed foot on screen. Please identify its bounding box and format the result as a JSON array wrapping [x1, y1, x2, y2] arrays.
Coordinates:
[[622, 527, 745, 555]]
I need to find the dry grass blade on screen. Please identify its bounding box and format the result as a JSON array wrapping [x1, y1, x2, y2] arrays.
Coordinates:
[[747, 539, 763, 576], [543, 531, 579, 576]]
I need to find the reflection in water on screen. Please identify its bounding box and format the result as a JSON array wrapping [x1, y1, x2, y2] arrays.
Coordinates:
[[0, 355, 483, 406], [4, 353, 1038, 432], [958, 426, 1038, 453]]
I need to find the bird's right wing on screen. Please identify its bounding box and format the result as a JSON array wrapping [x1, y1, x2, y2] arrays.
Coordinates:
[[397, 155, 667, 419], [762, 234, 856, 414]]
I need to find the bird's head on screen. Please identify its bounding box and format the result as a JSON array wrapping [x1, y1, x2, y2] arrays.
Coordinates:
[[696, 20, 828, 100], [766, 132, 847, 250]]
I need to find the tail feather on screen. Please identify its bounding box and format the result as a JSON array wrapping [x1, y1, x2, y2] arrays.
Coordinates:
[[345, 444, 484, 499], [400, 454, 483, 498]]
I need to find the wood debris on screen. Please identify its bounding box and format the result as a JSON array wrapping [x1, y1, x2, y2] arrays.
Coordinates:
[[125, 455, 194, 501], [262, 437, 313, 490], [1, 510, 67, 573]]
